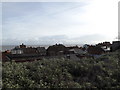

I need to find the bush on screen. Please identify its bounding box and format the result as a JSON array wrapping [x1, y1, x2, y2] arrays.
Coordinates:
[[2, 50, 120, 88]]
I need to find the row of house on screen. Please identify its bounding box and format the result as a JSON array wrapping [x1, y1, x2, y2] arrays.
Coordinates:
[[11, 43, 46, 55], [9, 43, 104, 59], [2, 41, 120, 62]]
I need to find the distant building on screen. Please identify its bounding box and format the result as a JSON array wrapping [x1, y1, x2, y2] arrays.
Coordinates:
[[67, 45, 79, 49], [2, 52, 11, 62], [22, 48, 37, 54], [11, 48, 23, 54], [69, 48, 86, 55], [83, 44, 90, 51], [47, 44, 67, 56], [101, 46, 111, 52], [4, 50, 11, 53], [37, 47, 46, 55], [11, 43, 26, 54], [20, 43, 26, 48], [96, 42, 111, 52], [11, 44, 46, 55], [87, 46, 105, 58], [111, 41, 120, 51]]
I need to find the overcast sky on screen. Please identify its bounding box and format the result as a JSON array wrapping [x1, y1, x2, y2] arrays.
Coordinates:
[[2, 0, 118, 45]]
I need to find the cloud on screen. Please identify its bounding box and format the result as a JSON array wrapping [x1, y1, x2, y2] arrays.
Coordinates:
[[69, 34, 107, 44], [2, 35, 68, 45], [2, 2, 88, 40], [2, 1, 118, 45], [2, 34, 109, 45], [1, 0, 91, 2]]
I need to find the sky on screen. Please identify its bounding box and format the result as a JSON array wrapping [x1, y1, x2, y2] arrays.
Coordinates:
[[1, 0, 119, 45]]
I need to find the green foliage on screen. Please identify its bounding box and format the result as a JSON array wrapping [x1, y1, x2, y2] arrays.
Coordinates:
[[2, 50, 120, 88]]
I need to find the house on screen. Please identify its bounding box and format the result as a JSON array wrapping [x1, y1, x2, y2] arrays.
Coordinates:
[[11, 48, 23, 54], [110, 41, 120, 51], [11, 47, 37, 54], [87, 46, 105, 58], [67, 45, 79, 49], [67, 54, 80, 61], [46, 44, 67, 56], [69, 48, 86, 55], [11, 43, 26, 54], [37, 47, 46, 55], [97, 42, 111, 46], [2, 52, 11, 62], [83, 44, 90, 50], [20, 43, 26, 48], [11, 43, 47, 56], [96, 42, 111, 52], [22, 48, 37, 54], [5, 46, 46, 61], [101, 46, 111, 52], [6, 53, 43, 62]]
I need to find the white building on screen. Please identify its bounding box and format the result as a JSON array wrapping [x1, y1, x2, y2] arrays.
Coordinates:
[[11, 48, 23, 54]]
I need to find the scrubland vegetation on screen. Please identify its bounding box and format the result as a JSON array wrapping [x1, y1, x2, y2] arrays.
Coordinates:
[[2, 50, 120, 88]]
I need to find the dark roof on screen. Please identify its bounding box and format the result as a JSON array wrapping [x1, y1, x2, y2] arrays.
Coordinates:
[[67, 45, 79, 49], [6, 54, 42, 60], [87, 46, 104, 55], [37, 47, 46, 51], [12, 48, 23, 50], [47, 44, 66, 52], [96, 42, 111, 47]]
